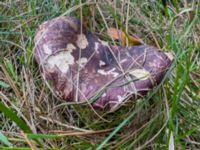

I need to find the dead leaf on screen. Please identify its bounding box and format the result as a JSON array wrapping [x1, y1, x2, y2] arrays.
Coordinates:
[[107, 27, 144, 46]]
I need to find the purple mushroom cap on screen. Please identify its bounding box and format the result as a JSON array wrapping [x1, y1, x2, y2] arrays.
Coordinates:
[[34, 16, 173, 110]]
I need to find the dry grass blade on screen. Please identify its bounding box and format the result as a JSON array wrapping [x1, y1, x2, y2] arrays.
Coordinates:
[[49, 128, 112, 136], [21, 131, 37, 150], [0, 0, 199, 149], [1, 64, 21, 99]]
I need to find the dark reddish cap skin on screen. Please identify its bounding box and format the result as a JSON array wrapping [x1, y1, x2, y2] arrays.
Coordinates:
[[34, 16, 173, 110]]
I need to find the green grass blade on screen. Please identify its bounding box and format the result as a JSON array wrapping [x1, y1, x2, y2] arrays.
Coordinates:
[[0, 81, 10, 89], [0, 102, 32, 133], [0, 132, 12, 147], [3, 59, 18, 82], [0, 148, 31, 150], [97, 102, 144, 150], [0, 147, 59, 150], [27, 134, 63, 139], [97, 65, 174, 149]]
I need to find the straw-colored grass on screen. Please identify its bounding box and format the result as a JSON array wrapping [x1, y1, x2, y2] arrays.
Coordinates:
[[0, 0, 200, 149]]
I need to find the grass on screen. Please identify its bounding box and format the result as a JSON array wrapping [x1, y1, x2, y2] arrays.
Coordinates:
[[0, 0, 200, 149]]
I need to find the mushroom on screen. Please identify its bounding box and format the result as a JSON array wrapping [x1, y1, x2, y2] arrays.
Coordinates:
[[34, 16, 173, 110]]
